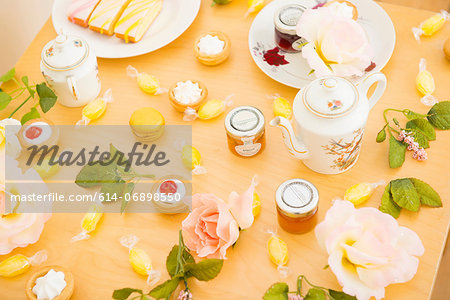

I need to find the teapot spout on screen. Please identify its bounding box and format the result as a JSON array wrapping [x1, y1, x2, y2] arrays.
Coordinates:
[[270, 117, 309, 160]]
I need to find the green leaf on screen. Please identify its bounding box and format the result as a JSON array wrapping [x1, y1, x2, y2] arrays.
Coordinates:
[[21, 76, 35, 98], [329, 289, 357, 300], [304, 288, 326, 300], [148, 278, 180, 299], [427, 101, 450, 130], [388, 136, 406, 168], [75, 162, 110, 188], [379, 183, 401, 218], [390, 178, 420, 212], [0, 68, 15, 83], [36, 83, 57, 113], [403, 109, 424, 120], [406, 119, 436, 140], [409, 178, 442, 207], [297, 276, 302, 294], [263, 282, 289, 300], [407, 129, 429, 149], [112, 288, 142, 300], [21, 107, 40, 124], [185, 259, 223, 281], [120, 182, 136, 213], [376, 128, 386, 143], [0, 92, 12, 110], [166, 245, 194, 278]]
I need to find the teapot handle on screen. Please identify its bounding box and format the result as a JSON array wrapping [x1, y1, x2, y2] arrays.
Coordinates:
[[358, 72, 387, 110], [67, 76, 79, 101]]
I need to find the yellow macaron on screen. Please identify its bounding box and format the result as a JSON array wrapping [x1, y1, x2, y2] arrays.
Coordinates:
[[129, 107, 165, 142]]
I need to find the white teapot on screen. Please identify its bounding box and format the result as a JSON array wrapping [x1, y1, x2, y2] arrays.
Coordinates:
[[271, 73, 386, 174], [40, 34, 101, 107]]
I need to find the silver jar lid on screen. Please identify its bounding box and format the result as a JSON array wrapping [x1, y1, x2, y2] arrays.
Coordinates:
[[224, 106, 265, 139], [274, 4, 306, 35], [276, 179, 319, 218]]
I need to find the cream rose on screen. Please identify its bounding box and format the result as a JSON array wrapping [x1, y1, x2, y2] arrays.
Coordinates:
[[296, 5, 374, 78], [315, 200, 424, 300], [0, 118, 22, 160]]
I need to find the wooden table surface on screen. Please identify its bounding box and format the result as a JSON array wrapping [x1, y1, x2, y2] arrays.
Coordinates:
[[1, 1, 449, 299]]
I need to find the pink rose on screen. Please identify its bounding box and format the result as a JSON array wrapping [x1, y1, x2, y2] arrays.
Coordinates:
[[182, 193, 239, 259], [297, 5, 374, 78]]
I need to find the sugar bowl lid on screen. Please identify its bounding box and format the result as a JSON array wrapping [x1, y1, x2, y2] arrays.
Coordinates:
[[276, 179, 319, 218], [41, 34, 88, 70], [303, 76, 358, 118]]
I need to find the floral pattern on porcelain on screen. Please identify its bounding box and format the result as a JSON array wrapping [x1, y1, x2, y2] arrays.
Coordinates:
[[327, 99, 343, 111], [322, 128, 364, 171]]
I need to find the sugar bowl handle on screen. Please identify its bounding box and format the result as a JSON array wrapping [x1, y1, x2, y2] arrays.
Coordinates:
[[67, 76, 78, 101], [358, 72, 387, 110]]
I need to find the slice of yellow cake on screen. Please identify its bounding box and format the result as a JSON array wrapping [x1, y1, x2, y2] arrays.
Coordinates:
[[67, 0, 102, 27], [114, 0, 163, 43], [88, 0, 132, 36]]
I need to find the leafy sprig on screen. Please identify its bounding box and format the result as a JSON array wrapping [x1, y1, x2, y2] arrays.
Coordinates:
[[263, 275, 356, 300], [376, 101, 449, 168], [75, 144, 154, 213], [0, 68, 57, 124], [113, 231, 224, 300], [379, 177, 442, 218]]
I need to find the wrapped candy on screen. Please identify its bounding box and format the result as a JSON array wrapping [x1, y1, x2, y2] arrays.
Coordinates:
[[252, 192, 261, 217], [76, 89, 113, 126], [127, 65, 167, 95], [181, 145, 207, 175], [266, 231, 289, 278], [412, 10, 449, 42], [344, 180, 385, 206], [183, 95, 233, 121], [120, 234, 161, 286], [416, 59, 438, 106], [0, 250, 47, 278], [269, 94, 292, 119], [71, 202, 103, 242], [245, 0, 265, 17]]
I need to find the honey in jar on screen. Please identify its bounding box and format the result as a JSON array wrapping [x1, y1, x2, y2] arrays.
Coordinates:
[[275, 179, 319, 234], [224, 106, 266, 157]]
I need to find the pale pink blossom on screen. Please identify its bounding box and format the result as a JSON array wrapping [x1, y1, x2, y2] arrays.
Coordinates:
[[296, 6, 373, 78], [288, 294, 303, 300], [315, 200, 424, 300], [412, 148, 427, 161], [177, 289, 192, 300], [397, 130, 407, 142]]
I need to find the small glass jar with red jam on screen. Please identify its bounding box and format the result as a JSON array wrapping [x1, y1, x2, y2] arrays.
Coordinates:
[[225, 106, 265, 158], [274, 4, 307, 53], [275, 179, 319, 234]]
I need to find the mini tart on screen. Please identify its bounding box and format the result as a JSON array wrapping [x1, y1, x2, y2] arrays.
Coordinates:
[[26, 265, 74, 300], [150, 175, 191, 214], [168, 80, 208, 112], [18, 118, 59, 149], [129, 107, 165, 142], [324, 0, 358, 20], [194, 32, 231, 66]]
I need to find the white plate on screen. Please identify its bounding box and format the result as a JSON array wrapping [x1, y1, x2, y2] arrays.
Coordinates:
[[52, 0, 201, 58], [248, 0, 396, 89]]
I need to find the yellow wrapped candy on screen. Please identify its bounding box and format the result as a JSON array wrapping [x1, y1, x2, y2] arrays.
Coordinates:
[[0, 250, 47, 278], [71, 202, 103, 242], [252, 192, 261, 217], [270, 94, 292, 119], [127, 65, 167, 95], [245, 0, 265, 17], [76, 89, 113, 126], [344, 180, 385, 206], [181, 145, 207, 175], [416, 58, 438, 106], [267, 231, 289, 277], [120, 234, 161, 286], [183, 95, 233, 121], [412, 10, 449, 41]]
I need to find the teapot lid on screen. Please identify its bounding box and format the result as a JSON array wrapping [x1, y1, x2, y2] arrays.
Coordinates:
[[41, 34, 88, 70], [303, 76, 358, 118]]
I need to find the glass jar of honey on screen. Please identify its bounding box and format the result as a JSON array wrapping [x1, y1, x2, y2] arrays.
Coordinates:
[[274, 4, 307, 53], [224, 106, 265, 157], [275, 179, 319, 234]]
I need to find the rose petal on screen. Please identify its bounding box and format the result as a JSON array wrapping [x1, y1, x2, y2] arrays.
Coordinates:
[[228, 175, 257, 230]]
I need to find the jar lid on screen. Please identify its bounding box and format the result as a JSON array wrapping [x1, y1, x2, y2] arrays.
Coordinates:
[[303, 76, 358, 118], [274, 4, 306, 35], [276, 179, 319, 218], [41, 34, 88, 70], [224, 106, 265, 139]]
